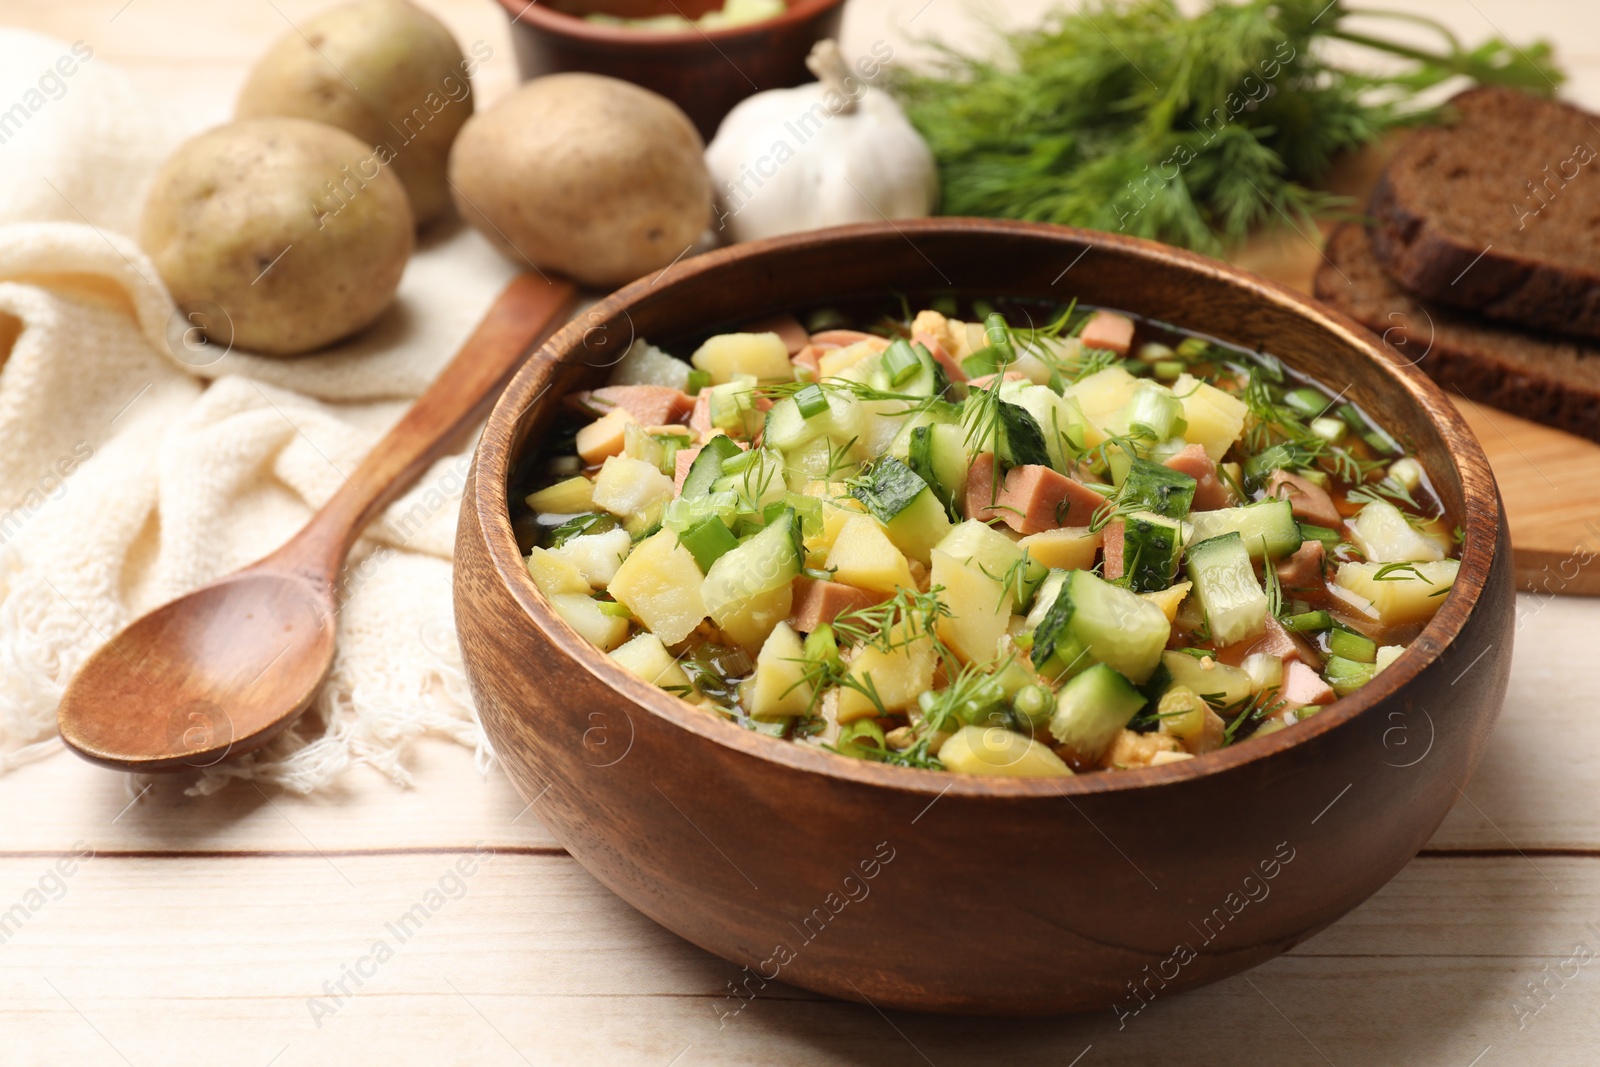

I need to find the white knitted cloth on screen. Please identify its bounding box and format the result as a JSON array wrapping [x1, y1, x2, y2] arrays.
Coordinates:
[[0, 30, 522, 793]]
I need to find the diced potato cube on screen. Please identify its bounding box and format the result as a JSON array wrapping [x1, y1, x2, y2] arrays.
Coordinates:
[[1173, 373, 1247, 461], [1018, 527, 1101, 572], [592, 455, 675, 520], [1375, 644, 1405, 673], [576, 408, 635, 465], [827, 515, 914, 594], [803, 482, 866, 554], [1348, 500, 1446, 563], [835, 634, 936, 722], [525, 476, 595, 515], [548, 593, 630, 651], [692, 332, 792, 384], [938, 725, 1073, 777], [1336, 560, 1459, 625], [747, 622, 813, 720], [610, 632, 692, 691], [1064, 366, 1139, 445], [1141, 579, 1192, 623], [711, 582, 792, 654], [525, 547, 590, 597], [548, 527, 632, 589], [817, 339, 886, 379], [607, 529, 707, 644], [931, 548, 1012, 666]]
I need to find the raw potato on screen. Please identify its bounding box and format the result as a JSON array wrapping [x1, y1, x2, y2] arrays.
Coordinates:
[[448, 74, 712, 288], [235, 0, 475, 226], [140, 118, 413, 356]]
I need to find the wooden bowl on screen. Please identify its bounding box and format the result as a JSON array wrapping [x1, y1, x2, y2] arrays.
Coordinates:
[[454, 219, 1515, 1015], [496, 0, 849, 141]]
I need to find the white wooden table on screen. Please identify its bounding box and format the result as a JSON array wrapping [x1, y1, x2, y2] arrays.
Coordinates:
[[4, 2, 1599, 1064]]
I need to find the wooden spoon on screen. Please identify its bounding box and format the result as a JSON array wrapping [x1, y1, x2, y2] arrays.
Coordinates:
[[57, 274, 578, 772]]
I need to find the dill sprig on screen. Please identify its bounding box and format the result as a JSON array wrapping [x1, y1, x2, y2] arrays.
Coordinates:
[[894, 0, 1564, 254]]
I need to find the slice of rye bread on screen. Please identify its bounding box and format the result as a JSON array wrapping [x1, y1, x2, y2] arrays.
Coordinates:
[[1368, 86, 1600, 340], [1315, 224, 1600, 445]]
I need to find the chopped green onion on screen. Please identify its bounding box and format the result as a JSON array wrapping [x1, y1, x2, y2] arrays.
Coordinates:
[[1153, 360, 1184, 380], [594, 599, 633, 619], [1175, 337, 1210, 360], [1282, 387, 1330, 420], [1328, 628, 1377, 664], [1310, 416, 1346, 444], [1283, 609, 1333, 633], [1324, 655, 1377, 696], [836, 718, 887, 758], [881, 339, 922, 385], [1298, 523, 1340, 549], [685, 369, 711, 395], [793, 382, 829, 419], [677, 516, 739, 571], [1137, 342, 1174, 363]]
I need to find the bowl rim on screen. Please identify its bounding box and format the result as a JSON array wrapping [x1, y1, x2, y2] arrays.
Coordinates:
[[497, 0, 848, 44], [468, 218, 1502, 800]]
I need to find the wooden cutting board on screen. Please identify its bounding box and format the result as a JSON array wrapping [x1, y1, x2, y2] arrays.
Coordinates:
[[1231, 147, 1600, 598]]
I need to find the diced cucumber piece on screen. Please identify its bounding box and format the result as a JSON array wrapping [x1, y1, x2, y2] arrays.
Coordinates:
[[702, 508, 802, 620], [1049, 663, 1146, 761], [711, 449, 787, 516], [1188, 499, 1301, 560], [763, 388, 863, 454], [962, 394, 1051, 470], [707, 377, 761, 436], [1328, 628, 1377, 664], [1027, 580, 1093, 682], [1023, 569, 1069, 631], [870, 340, 949, 398], [996, 400, 1051, 469], [883, 487, 953, 566], [849, 456, 930, 524], [1011, 384, 1087, 472], [1117, 458, 1196, 519], [1120, 511, 1185, 593], [1185, 532, 1267, 646], [907, 422, 968, 520], [680, 435, 743, 499], [1161, 650, 1252, 709], [1111, 383, 1186, 441], [1057, 570, 1171, 684]]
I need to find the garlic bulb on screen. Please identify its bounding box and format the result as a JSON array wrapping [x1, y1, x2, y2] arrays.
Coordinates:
[[706, 40, 938, 243]]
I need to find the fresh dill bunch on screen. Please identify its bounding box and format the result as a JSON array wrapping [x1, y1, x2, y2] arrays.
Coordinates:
[[893, 0, 1564, 254]]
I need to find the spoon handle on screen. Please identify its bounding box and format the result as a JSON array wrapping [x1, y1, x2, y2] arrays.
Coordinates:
[[279, 273, 578, 578]]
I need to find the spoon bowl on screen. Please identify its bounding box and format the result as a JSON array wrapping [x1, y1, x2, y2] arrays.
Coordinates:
[[57, 274, 577, 773]]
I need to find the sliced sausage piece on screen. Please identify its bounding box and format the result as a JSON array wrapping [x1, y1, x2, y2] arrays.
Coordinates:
[[810, 329, 880, 347], [914, 331, 969, 383], [966, 460, 1105, 535], [687, 390, 714, 439], [789, 578, 885, 633], [571, 385, 695, 428], [792, 345, 823, 379], [1163, 442, 1235, 511], [1079, 311, 1135, 356], [1265, 470, 1342, 528], [1217, 614, 1318, 667], [739, 314, 809, 355], [1282, 660, 1336, 706], [1102, 520, 1126, 580], [1275, 540, 1326, 592]]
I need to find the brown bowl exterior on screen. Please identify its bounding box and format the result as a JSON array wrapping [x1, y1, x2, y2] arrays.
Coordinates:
[[496, 0, 848, 142], [454, 220, 1514, 1015]]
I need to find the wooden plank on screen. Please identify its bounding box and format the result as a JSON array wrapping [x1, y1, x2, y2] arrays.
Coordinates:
[[3, 851, 1599, 1065]]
